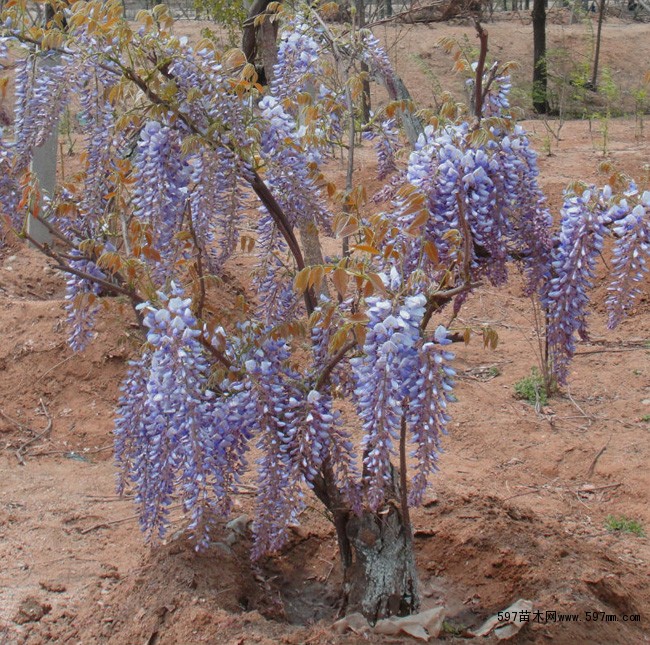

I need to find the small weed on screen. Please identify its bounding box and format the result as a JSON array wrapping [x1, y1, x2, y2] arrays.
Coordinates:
[[641, 414, 650, 423], [487, 366, 501, 378], [442, 621, 466, 636], [633, 369, 642, 376], [605, 515, 645, 537], [514, 368, 548, 407]]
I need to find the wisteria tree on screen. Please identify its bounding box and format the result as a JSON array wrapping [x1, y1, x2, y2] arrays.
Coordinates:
[[1, 0, 648, 622]]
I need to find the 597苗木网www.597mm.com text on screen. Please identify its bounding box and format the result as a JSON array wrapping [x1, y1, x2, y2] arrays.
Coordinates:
[[497, 610, 641, 623]]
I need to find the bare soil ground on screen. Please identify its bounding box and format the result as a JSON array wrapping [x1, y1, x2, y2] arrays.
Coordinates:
[[1, 14, 650, 645]]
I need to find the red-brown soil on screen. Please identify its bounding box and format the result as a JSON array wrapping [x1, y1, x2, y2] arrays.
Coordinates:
[[1, 13, 650, 645]]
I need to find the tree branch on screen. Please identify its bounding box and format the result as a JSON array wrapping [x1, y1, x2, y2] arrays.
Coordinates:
[[315, 339, 357, 391], [473, 19, 489, 121], [399, 400, 413, 546]]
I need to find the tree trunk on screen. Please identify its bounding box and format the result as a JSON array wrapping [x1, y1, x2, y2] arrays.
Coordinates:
[[532, 0, 549, 113], [590, 0, 606, 90], [313, 462, 420, 622], [382, 73, 424, 147], [242, 0, 278, 86], [355, 0, 371, 124], [342, 505, 419, 621]]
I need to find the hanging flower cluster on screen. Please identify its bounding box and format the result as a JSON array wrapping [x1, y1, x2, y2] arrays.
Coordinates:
[[74, 60, 117, 230], [350, 271, 455, 510], [114, 285, 228, 548], [606, 191, 650, 329], [359, 30, 394, 85], [132, 121, 190, 280], [0, 129, 19, 232], [271, 15, 322, 100], [363, 118, 399, 180], [13, 51, 71, 168], [544, 189, 609, 384], [64, 254, 107, 352], [255, 95, 331, 323], [188, 147, 247, 272], [378, 75, 553, 299]]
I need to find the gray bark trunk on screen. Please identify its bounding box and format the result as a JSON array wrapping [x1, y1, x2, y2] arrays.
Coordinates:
[[342, 504, 419, 622]]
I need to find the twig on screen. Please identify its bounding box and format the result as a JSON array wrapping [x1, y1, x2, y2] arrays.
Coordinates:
[[577, 482, 621, 492], [318, 557, 335, 582], [186, 202, 207, 320], [473, 20, 488, 121], [0, 408, 35, 433], [503, 489, 541, 501], [364, 1, 469, 28], [342, 64, 356, 259], [585, 437, 612, 479], [22, 232, 144, 303], [399, 400, 413, 546], [80, 503, 183, 534], [32, 354, 75, 387], [575, 347, 647, 356], [28, 445, 114, 458], [15, 399, 53, 465]]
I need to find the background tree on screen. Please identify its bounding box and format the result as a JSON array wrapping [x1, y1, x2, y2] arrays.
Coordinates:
[[590, 0, 607, 90], [532, 0, 549, 113]]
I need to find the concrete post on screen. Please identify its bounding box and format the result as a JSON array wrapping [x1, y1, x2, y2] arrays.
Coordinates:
[[27, 54, 60, 246]]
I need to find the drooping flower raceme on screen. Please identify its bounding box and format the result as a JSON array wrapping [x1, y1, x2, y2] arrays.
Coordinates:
[[64, 253, 107, 352], [114, 286, 227, 548], [363, 118, 399, 180], [74, 59, 117, 230], [13, 50, 71, 169], [271, 15, 321, 101], [255, 96, 331, 323], [407, 326, 455, 506], [188, 147, 247, 273], [544, 189, 608, 384], [606, 191, 650, 329], [0, 129, 19, 231], [351, 280, 455, 510], [132, 121, 190, 281]]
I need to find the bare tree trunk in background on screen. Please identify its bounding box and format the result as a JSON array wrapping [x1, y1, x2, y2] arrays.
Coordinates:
[[532, 0, 549, 113], [590, 0, 607, 90], [242, 0, 278, 86], [355, 0, 372, 124], [259, 16, 278, 84]]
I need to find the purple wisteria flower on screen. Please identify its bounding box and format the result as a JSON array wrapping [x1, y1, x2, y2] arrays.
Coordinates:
[[351, 283, 455, 510], [544, 189, 608, 384], [64, 253, 107, 352], [407, 326, 455, 505], [271, 15, 321, 100], [359, 30, 394, 85], [114, 285, 228, 548], [13, 51, 71, 168], [0, 129, 19, 231], [132, 121, 190, 281], [606, 192, 650, 329], [188, 147, 247, 273], [74, 60, 116, 230], [364, 118, 399, 179]]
